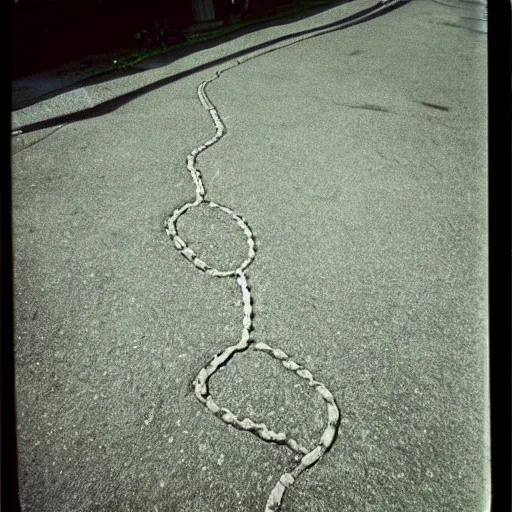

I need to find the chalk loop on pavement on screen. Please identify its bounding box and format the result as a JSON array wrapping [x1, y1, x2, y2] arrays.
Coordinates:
[[165, 75, 340, 512]]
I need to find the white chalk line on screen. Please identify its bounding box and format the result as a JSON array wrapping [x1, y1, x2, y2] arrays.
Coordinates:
[[165, 74, 340, 512]]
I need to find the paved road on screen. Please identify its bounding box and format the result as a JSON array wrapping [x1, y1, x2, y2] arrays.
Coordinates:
[[11, 0, 488, 511]]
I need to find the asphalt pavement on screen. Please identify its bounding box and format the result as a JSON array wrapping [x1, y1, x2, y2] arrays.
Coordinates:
[[11, 0, 489, 510]]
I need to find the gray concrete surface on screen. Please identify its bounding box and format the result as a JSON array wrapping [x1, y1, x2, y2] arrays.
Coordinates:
[[11, 0, 489, 510]]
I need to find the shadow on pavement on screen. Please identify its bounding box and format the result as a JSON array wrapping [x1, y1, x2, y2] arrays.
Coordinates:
[[15, 0, 410, 134]]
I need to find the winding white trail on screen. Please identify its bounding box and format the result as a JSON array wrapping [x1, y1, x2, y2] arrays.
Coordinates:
[[163, 2, 408, 504], [165, 72, 340, 511]]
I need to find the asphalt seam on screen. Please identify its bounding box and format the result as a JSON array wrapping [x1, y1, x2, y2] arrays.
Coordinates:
[[11, 125, 65, 156]]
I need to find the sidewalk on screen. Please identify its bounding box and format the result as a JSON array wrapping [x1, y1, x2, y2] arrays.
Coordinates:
[[11, 0, 488, 511]]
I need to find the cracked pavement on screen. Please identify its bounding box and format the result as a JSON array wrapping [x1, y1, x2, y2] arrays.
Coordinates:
[[11, 0, 489, 510]]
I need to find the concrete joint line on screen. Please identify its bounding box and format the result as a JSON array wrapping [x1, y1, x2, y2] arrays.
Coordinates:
[[165, 55, 340, 512]]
